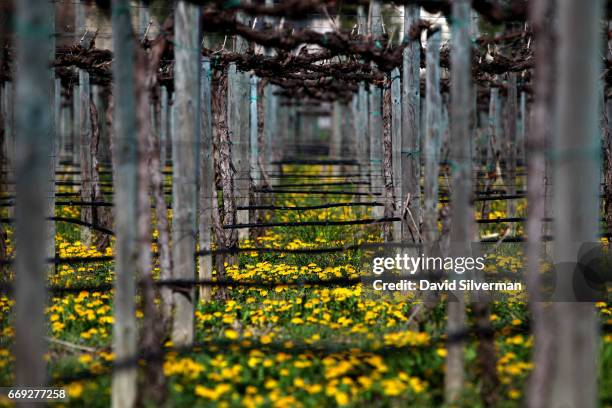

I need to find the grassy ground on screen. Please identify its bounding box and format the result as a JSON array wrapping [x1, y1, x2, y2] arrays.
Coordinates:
[[0, 165, 610, 407]]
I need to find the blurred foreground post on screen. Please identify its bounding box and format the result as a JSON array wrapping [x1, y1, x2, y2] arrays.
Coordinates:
[[550, 0, 602, 406], [446, 0, 473, 401], [172, 1, 200, 344], [14, 0, 52, 388], [525, 0, 555, 406], [111, 0, 138, 406]]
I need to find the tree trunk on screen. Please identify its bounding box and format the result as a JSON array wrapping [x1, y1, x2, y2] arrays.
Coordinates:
[[172, 1, 200, 345], [111, 0, 138, 405], [549, 1, 602, 407], [89, 96, 112, 251], [212, 69, 237, 299], [14, 0, 52, 389], [382, 75, 394, 241]]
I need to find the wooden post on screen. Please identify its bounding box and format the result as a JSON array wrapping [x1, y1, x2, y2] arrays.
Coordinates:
[[160, 86, 168, 167], [369, 0, 383, 214], [356, 5, 369, 194], [390, 67, 401, 239], [287, 105, 297, 154], [249, 74, 259, 228], [54, 78, 62, 165], [138, 0, 150, 39], [73, 83, 81, 166], [331, 101, 342, 160], [72, 0, 86, 170], [1, 82, 13, 174], [199, 57, 214, 301], [152, 90, 173, 323], [172, 1, 200, 345], [79, 69, 93, 245], [263, 84, 274, 172], [382, 76, 393, 241], [518, 90, 526, 167], [2, 81, 16, 218], [440, 95, 450, 166], [482, 87, 501, 218], [250, 76, 259, 190], [263, 0, 276, 166], [487, 87, 500, 169], [93, 85, 111, 164], [48, 4, 57, 266], [446, 0, 473, 401], [229, 10, 251, 240], [401, 4, 421, 242], [14, 0, 52, 389], [342, 102, 355, 163], [75, 0, 84, 42], [422, 29, 442, 248], [111, 1, 138, 406], [60, 89, 71, 163], [526, 0, 556, 406], [504, 73, 518, 231], [550, 1, 602, 407]]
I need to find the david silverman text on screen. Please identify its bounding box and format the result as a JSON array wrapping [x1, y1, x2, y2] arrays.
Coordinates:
[[372, 279, 523, 291]]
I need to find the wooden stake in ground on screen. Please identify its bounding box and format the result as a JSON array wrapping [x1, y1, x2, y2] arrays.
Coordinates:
[[331, 101, 342, 159], [369, 0, 383, 214], [422, 29, 442, 251], [229, 11, 251, 240], [135, 46, 167, 405], [504, 72, 518, 232], [390, 67, 401, 240], [549, 0, 602, 406], [48, 3, 56, 271], [446, 0, 473, 401], [111, 1, 138, 406], [172, 1, 200, 345], [525, 1, 556, 406], [356, 5, 369, 198], [79, 69, 93, 245], [14, 0, 53, 389], [199, 56, 214, 301], [401, 4, 421, 243]]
